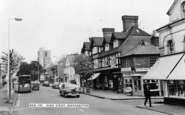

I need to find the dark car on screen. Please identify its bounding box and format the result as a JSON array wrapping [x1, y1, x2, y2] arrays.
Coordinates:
[[52, 83, 60, 89], [59, 83, 80, 98], [42, 81, 49, 87], [32, 82, 40, 90]]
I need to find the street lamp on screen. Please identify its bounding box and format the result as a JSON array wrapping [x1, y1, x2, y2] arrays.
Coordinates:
[[37, 65, 40, 81], [7, 18, 22, 102]]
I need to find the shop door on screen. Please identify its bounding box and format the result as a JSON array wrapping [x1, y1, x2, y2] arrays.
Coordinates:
[[133, 79, 142, 95]]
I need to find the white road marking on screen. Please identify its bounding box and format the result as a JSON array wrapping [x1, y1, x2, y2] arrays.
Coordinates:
[[15, 94, 21, 107], [79, 109, 84, 112]]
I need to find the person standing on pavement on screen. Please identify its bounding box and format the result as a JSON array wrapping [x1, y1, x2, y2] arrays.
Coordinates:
[[144, 84, 152, 107]]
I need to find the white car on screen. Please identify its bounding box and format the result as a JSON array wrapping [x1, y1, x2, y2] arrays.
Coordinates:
[[59, 82, 80, 98]]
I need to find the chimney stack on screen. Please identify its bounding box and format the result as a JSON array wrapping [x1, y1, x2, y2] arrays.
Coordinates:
[[122, 15, 138, 32], [102, 28, 115, 38]]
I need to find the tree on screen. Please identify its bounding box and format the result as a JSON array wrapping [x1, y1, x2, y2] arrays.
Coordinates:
[[1, 49, 25, 77], [72, 54, 94, 92], [29, 61, 42, 81], [17, 62, 31, 75]]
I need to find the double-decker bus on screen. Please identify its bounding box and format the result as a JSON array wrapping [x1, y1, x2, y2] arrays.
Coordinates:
[[14, 75, 32, 93]]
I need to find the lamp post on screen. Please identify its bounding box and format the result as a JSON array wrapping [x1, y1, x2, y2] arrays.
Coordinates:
[[37, 65, 40, 81], [7, 18, 22, 102]]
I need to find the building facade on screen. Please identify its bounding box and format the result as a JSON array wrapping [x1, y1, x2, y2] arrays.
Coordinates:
[[64, 54, 80, 86], [82, 15, 160, 95], [144, 0, 185, 105], [37, 48, 51, 68]]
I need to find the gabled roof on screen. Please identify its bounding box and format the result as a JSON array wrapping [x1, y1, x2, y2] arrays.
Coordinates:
[[90, 37, 104, 48], [118, 34, 151, 56], [104, 36, 112, 43], [98, 47, 119, 58], [167, 0, 179, 15], [121, 41, 160, 57], [81, 42, 91, 53], [129, 26, 151, 36]]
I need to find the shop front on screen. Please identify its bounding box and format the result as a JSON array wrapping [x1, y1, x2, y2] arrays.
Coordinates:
[[144, 52, 185, 105], [162, 53, 185, 106], [89, 68, 122, 93], [122, 73, 143, 96]]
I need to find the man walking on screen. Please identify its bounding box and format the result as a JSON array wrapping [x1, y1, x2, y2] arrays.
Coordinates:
[[144, 84, 152, 107]]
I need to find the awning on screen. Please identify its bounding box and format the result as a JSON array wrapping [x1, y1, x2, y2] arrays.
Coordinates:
[[143, 53, 184, 80], [167, 54, 185, 80], [88, 73, 100, 80]]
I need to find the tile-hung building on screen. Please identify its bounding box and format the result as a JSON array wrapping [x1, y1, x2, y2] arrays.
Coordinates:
[[119, 16, 160, 96], [144, 0, 185, 105]]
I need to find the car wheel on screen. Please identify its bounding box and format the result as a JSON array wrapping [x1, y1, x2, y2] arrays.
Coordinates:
[[77, 95, 80, 98], [64, 94, 67, 98]]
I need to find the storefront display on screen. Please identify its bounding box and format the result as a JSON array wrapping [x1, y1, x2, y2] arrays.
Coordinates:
[[168, 80, 185, 97]]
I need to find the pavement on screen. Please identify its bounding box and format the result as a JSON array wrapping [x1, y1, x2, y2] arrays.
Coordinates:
[[0, 85, 18, 114], [83, 88, 163, 100], [83, 88, 185, 115]]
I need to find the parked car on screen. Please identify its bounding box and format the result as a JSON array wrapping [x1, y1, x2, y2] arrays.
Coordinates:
[[32, 81, 40, 90], [52, 82, 60, 89], [42, 81, 49, 87], [59, 82, 80, 98]]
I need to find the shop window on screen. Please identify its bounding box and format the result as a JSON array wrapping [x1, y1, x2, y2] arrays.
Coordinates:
[[125, 79, 132, 88], [169, 80, 185, 97]]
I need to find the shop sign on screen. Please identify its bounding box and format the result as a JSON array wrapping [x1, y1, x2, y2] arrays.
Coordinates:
[[121, 67, 131, 72], [135, 68, 149, 72]]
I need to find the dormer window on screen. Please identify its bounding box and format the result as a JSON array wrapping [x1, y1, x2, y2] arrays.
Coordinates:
[[167, 40, 174, 54], [181, 2, 185, 18]]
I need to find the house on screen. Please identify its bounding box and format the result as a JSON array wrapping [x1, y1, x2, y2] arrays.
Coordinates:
[[64, 54, 80, 85], [82, 15, 160, 95], [144, 0, 185, 105]]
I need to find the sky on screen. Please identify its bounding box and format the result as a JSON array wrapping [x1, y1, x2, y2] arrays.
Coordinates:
[[0, 0, 174, 63]]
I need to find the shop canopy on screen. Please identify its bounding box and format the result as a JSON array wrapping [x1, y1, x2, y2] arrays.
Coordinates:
[[88, 73, 100, 80], [143, 53, 184, 80], [167, 54, 185, 80]]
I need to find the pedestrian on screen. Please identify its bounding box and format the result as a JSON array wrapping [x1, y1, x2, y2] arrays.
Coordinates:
[[144, 84, 152, 107]]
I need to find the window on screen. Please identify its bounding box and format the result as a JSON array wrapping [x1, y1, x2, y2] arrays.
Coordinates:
[[167, 40, 174, 54], [125, 59, 130, 67], [150, 57, 157, 67], [45, 52, 47, 57], [169, 80, 185, 97], [125, 79, 132, 88]]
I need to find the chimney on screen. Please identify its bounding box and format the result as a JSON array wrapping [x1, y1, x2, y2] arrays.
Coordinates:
[[102, 28, 115, 38], [122, 15, 138, 32]]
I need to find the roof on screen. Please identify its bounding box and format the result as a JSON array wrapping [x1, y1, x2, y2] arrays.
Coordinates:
[[104, 36, 112, 43], [118, 34, 151, 56], [129, 26, 151, 36], [121, 41, 160, 57], [98, 47, 119, 58], [90, 37, 104, 47], [81, 42, 91, 53], [167, 0, 179, 15], [112, 32, 127, 40]]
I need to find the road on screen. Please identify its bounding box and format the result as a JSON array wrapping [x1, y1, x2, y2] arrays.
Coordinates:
[[11, 86, 167, 115]]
